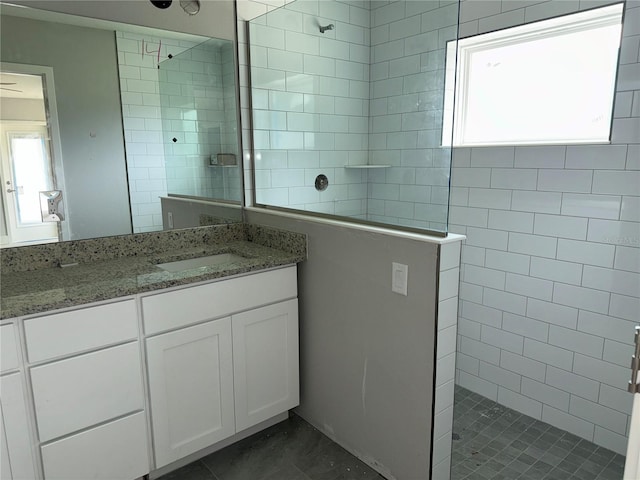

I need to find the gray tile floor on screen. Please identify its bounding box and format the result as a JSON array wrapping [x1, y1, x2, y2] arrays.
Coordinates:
[[159, 388, 627, 480], [158, 413, 386, 480], [451, 386, 626, 480]]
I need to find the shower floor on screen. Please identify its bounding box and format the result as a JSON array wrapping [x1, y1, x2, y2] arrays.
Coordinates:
[[451, 386, 626, 480]]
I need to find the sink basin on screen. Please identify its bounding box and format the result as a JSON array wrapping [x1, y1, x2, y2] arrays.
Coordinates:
[[156, 253, 246, 273]]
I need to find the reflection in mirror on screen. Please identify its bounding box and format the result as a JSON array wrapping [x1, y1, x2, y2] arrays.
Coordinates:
[[157, 39, 241, 202], [0, 4, 242, 248], [0, 71, 60, 246], [117, 29, 241, 233]]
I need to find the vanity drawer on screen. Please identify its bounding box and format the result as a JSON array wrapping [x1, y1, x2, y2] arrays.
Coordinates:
[[142, 266, 297, 335], [24, 299, 138, 363], [41, 411, 149, 480], [31, 341, 144, 442], [0, 324, 19, 372]]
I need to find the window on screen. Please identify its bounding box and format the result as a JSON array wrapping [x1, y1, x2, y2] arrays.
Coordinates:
[[443, 3, 624, 147]]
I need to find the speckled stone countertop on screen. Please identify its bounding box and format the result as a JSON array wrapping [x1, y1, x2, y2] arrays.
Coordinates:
[[0, 224, 306, 320]]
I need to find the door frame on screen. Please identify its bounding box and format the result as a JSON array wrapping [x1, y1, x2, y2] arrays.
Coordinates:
[[1, 62, 70, 242]]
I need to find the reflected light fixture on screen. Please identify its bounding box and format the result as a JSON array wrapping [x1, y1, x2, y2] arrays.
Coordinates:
[[150, 0, 172, 9], [180, 0, 201, 15]]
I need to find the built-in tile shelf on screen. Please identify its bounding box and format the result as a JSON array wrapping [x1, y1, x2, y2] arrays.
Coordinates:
[[343, 165, 392, 169]]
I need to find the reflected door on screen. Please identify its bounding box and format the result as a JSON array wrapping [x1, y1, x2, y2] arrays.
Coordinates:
[[0, 123, 58, 246]]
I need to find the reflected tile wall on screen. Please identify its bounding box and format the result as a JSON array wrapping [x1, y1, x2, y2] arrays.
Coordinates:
[[117, 32, 197, 233], [160, 40, 242, 203], [119, 35, 241, 233]]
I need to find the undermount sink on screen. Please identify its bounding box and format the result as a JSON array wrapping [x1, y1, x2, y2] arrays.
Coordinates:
[[155, 253, 246, 273]]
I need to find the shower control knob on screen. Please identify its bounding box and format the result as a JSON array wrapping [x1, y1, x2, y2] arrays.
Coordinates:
[[315, 174, 329, 191]]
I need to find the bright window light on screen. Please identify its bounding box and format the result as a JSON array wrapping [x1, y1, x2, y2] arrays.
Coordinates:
[[443, 3, 624, 147]]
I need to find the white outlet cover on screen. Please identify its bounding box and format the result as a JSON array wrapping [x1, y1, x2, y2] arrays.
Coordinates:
[[392, 262, 408, 296]]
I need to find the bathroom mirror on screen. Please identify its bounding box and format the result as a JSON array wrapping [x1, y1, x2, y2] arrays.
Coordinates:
[[0, 2, 242, 248]]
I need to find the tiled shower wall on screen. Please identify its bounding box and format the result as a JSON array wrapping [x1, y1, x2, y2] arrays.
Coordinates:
[[450, 0, 640, 455], [249, 0, 371, 217], [246, 0, 456, 226], [117, 33, 238, 232], [433, 240, 463, 480], [366, 1, 456, 231], [160, 41, 241, 202]]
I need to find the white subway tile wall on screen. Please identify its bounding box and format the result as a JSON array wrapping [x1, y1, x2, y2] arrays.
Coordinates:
[[247, 0, 371, 217], [243, 0, 455, 230], [365, 1, 455, 230], [434, 240, 463, 480], [117, 33, 240, 233], [451, 0, 639, 455]]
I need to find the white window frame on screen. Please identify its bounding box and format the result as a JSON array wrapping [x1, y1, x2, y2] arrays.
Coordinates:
[[443, 3, 624, 147]]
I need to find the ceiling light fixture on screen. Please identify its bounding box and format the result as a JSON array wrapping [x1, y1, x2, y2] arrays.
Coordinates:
[[150, 0, 172, 9], [180, 0, 201, 15]]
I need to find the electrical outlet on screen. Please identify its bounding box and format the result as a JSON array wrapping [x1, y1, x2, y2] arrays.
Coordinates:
[[392, 262, 408, 296], [167, 212, 174, 229]]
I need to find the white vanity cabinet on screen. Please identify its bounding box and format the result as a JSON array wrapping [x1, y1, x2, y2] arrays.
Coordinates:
[[142, 266, 299, 469], [0, 323, 37, 480], [24, 299, 150, 480], [1, 263, 300, 478]]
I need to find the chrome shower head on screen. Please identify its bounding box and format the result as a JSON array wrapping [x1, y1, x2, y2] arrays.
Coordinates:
[[319, 24, 335, 33]]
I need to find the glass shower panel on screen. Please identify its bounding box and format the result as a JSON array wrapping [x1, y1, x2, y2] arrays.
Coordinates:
[[249, 0, 459, 235], [159, 39, 241, 203]]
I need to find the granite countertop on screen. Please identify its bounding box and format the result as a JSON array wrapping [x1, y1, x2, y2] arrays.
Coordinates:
[[0, 224, 306, 320]]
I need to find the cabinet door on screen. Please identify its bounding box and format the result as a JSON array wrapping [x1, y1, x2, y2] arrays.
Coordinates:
[[232, 299, 299, 432], [146, 318, 235, 468], [0, 373, 37, 480]]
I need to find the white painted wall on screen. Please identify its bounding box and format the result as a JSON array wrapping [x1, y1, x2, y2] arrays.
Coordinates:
[[450, 0, 640, 456]]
